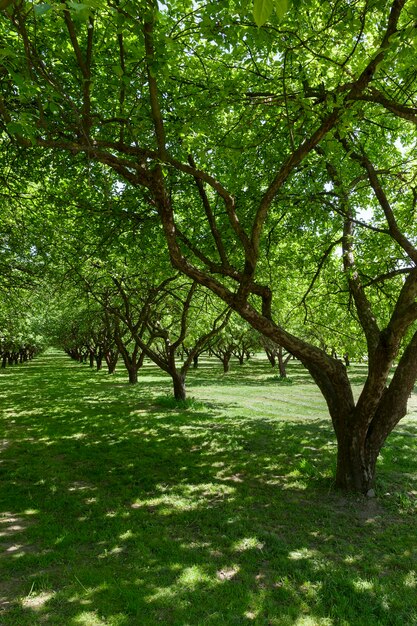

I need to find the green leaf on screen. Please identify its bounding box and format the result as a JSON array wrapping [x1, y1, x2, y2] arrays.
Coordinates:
[[48, 101, 60, 114], [67, 1, 92, 20], [112, 64, 124, 78], [6, 121, 25, 135], [0, 46, 15, 58], [34, 3, 52, 17], [253, 0, 274, 27], [274, 0, 289, 21]]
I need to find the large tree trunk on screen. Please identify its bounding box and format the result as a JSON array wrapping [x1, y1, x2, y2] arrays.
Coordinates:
[[331, 333, 417, 493], [107, 361, 117, 374], [335, 429, 379, 493]]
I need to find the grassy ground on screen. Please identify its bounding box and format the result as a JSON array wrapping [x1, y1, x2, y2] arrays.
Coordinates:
[[0, 351, 416, 626]]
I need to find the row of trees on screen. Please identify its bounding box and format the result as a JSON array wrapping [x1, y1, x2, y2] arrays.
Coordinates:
[[0, 328, 44, 368], [0, 171, 48, 366], [51, 256, 296, 398], [54, 294, 266, 387], [0, 288, 49, 368], [1, 0, 416, 492]]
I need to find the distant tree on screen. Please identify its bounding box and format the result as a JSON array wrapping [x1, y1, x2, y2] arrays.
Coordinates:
[[107, 274, 230, 399]]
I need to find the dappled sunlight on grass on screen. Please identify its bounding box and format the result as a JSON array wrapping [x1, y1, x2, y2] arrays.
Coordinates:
[[0, 351, 416, 624], [131, 482, 236, 516]]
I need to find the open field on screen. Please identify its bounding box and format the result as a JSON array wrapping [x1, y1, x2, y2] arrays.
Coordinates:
[[0, 351, 416, 625]]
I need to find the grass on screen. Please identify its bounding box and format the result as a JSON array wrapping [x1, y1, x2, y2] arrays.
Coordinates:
[[0, 350, 416, 625]]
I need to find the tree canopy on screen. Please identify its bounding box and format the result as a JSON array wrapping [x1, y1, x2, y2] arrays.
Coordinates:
[[1, 0, 417, 492]]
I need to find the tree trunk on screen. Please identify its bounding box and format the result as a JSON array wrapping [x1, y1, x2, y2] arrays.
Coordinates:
[[335, 431, 378, 493], [277, 349, 286, 377], [138, 350, 146, 369], [277, 347, 292, 377], [193, 354, 199, 369], [172, 372, 186, 400], [95, 348, 103, 371], [331, 337, 417, 493], [265, 349, 276, 368], [105, 353, 118, 374], [128, 367, 138, 384], [223, 355, 230, 373], [107, 361, 117, 374]]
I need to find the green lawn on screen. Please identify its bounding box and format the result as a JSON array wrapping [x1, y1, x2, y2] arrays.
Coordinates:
[[0, 351, 416, 625]]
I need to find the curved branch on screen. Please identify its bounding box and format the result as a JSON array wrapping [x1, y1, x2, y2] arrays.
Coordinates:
[[359, 88, 417, 124], [299, 237, 343, 305]]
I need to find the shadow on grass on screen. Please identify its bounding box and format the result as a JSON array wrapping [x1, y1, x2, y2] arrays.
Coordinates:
[[0, 351, 416, 625]]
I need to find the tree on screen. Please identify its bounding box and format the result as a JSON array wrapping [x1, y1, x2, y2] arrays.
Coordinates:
[[104, 273, 231, 399], [1, 0, 417, 491], [209, 328, 236, 373], [260, 336, 293, 377], [231, 321, 258, 365]]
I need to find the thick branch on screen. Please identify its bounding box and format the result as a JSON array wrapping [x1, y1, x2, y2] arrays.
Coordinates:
[[387, 267, 417, 336], [62, 2, 92, 136], [368, 328, 417, 453], [171, 282, 197, 351], [187, 154, 229, 267], [359, 88, 417, 124]]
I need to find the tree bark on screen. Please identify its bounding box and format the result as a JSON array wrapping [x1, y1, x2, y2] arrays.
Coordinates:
[[335, 427, 378, 492], [105, 352, 118, 374], [172, 372, 186, 400], [277, 347, 286, 377], [223, 355, 230, 373], [128, 367, 138, 384], [265, 349, 276, 368]]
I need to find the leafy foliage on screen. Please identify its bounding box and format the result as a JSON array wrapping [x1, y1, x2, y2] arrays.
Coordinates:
[[0, 0, 417, 491], [253, 0, 289, 26]]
